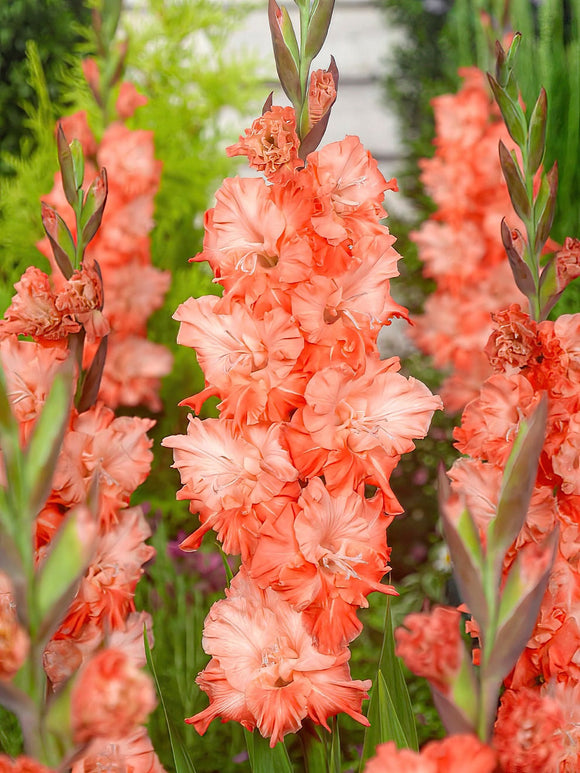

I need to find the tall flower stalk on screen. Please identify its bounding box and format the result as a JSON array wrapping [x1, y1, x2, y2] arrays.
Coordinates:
[[164, 0, 441, 764], [0, 131, 161, 771], [386, 34, 580, 771]]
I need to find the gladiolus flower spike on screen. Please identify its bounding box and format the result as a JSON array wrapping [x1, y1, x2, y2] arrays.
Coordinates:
[[164, 0, 442, 752]]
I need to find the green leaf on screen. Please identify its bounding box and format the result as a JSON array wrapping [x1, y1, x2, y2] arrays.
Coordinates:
[[538, 256, 563, 320], [35, 506, 95, 641], [487, 74, 527, 148], [329, 717, 340, 773], [376, 598, 418, 750], [500, 219, 535, 297], [69, 139, 85, 192], [218, 543, 233, 588], [439, 471, 488, 631], [268, 0, 301, 107], [101, 0, 123, 49], [24, 360, 73, 519], [41, 203, 75, 279], [76, 335, 108, 413], [81, 169, 108, 245], [534, 162, 558, 256], [448, 648, 478, 730], [244, 728, 293, 773], [526, 88, 547, 176], [360, 598, 418, 769], [0, 363, 23, 537], [505, 32, 522, 71], [300, 720, 328, 773], [431, 684, 476, 737], [305, 0, 336, 61], [498, 141, 531, 222], [488, 530, 557, 683], [56, 124, 78, 207], [144, 626, 198, 773], [278, 4, 300, 67], [487, 395, 548, 578], [44, 676, 74, 754], [361, 671, 408, 769]]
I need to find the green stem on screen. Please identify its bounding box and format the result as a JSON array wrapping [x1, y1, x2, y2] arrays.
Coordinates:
[[74, 189, 85, 268], [297, 2, 312, 139], [476, 674, 501, 743], [519, 146, 544, 321], [300, 719, 328, 773], [476, 559, 501, 742]]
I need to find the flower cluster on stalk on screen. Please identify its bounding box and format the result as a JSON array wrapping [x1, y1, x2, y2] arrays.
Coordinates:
[[453, 303, 580, 770], [164, 89, 442, 745], [0, 102, 164, 770], [409, 67, 526, 412], [390, 36, 580, 771], [36, 75, 172, 412]]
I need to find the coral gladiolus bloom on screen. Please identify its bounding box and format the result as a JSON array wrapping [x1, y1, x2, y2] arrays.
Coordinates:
[[71, 648, 156, 743], [306, 135, 397, 244], [308, 69, 336, 128], [286, 358, 442, 508], [365, 735, 497, 773], [226, 106, 302, 183], [0, 757, 55, 773], [394, 606, 463, 694], [493, 688, 565, 772], [250, 478, 396, 652], [52, 403, 154, 529], [72, 727, 164, 773], [0, 337, 69, 444], [188, 569, 371, 747], [173, 295, 304, 425], [163, 416, 299, 557], [57, 507, 155, 636], [0, 267, 81, 341], [194, 176, 313, 307]]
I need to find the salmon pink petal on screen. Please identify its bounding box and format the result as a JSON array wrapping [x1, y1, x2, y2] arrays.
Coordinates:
[[287, 359, 440, 500], [201, 176, 285, 277], [306, 136, 395, 243], [306, 661, 371, 730], [189, 568, 370, 744], [245, 673, 310, 746], [174, 296, 304, 425], [187, 660, 254, 735], [304, 598, 364, 654], [163, 417, 299, 555], [453, 373, 540, 464]]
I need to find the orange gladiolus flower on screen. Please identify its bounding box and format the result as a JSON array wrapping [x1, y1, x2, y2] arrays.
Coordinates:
[[250, 477, 396, 653], [71, 648, 156, 743], [163, 416, 299, 558], [57, 507, 154, 637], [72, 727, 164, 773], [0, 267, 81, 342], [493, 688, 565, 772], [173, 295, 304, 425], [394, 606, 463, 695], [305, 135, 397, 244], [226, 106, 302, 184], [187, 568, 371, 747], [365, 735, 497, 773], [286, 358, 442, 507], [308, 69, 336, 128]]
